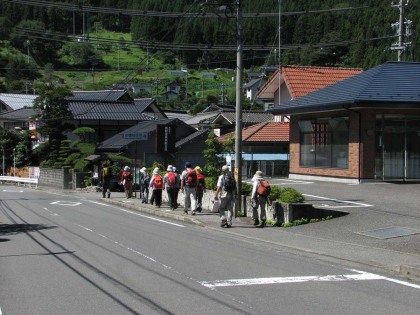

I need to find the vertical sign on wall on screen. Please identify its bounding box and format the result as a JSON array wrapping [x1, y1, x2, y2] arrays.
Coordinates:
[[156, 124, 176, 153]]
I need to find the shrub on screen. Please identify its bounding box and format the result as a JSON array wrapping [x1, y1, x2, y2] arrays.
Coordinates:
[[205, 176, 217, 191], [269, 185, 282, 202], [241, 182, 253, 196], [278, 187, 305, 203]]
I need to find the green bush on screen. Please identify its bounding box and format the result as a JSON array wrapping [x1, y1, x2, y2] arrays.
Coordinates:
[[269, 185, 282, 202], [205, 177, 217, 191], [278, 187, 305, 203], [241, 182, 253, 196]]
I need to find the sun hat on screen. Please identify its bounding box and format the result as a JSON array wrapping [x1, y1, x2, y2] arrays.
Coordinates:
[[254, 170, 263, 179], [140, 167, 147, 172], [173, 167, 178, 173], [153, 167, 160, 174], [167, 165, 173, 172], [185, 161, 192, 168], [222, 165, 229, 172], [124, 166, 130, 171], [195, 166, 202, 174]]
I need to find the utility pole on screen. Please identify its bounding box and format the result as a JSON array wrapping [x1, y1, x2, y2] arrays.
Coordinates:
[[234, 0, 243, 215], [391, 0, 412, 61]]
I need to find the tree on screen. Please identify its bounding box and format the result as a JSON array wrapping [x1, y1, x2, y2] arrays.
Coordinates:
[[203, 131, 225, 181], [32, 78, 72, 146]]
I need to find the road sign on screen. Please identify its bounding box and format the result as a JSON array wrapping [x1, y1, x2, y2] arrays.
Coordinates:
[[123, 132, 148, 140]]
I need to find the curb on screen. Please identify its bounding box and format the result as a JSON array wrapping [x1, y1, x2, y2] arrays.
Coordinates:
[[102, 199, 205, 227]]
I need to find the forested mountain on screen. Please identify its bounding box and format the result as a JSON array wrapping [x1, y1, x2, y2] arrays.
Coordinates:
[[1, 0, 419, 76]]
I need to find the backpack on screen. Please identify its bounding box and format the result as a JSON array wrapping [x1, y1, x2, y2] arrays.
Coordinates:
[[142, 173, 150, 187], [153, 174, 163, 189], [223, 173, 236, 193], [102, 167, 111, 178], [168, 172, 176, 188], [124, 171, 133, 182], [185, 169, 197, 187], [197, 173, 205, 190], [257, 180, 271, 196]]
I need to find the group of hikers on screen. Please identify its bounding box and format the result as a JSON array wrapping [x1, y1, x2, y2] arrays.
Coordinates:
[[99, 161, 270, 229]]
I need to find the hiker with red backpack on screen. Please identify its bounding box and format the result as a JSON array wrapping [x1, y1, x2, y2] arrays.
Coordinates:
[[164, 165, 178, 210], [251, 170, 271, 228], [120, 166, 133, 199], [149, 167, 163, 208], [195, 166, 206, 212], [181, 161, 197, 215]]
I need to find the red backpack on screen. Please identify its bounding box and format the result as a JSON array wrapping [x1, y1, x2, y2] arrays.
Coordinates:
[[257, 180, 271, 196], [197, 173, 205, 190], [153, 175, 163, 189], [167, 172, 176, 188], [185, 169, 197, 187]]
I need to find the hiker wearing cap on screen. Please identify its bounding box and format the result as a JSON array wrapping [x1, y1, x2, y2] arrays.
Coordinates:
[[120, 166, 133, 199], [149, 167, 163, 208], [181, 161, 197, 215], [164, 165, 178, 210], [214, 165, 237, 227], [139, 167, 150, 203], [195, 166, 206, 212], [251, 170, 268, 228]]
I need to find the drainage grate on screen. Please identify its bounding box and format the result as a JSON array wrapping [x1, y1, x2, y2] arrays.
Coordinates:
[[356, 227, 420, 239]]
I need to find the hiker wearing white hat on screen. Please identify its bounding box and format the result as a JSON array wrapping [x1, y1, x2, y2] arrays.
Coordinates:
[[164, 165, 178, 210], [149, 167, 163, 207], [120, 166, 133, 199], [139, 167, 150, 203], [214, 165, 237, 228], [251, 170, 270, 228]]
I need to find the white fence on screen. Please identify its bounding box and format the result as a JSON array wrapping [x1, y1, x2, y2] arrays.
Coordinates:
[[0, 176, 39, 186]]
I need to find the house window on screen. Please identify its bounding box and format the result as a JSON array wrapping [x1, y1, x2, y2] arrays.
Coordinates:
[[299, 117, 349, 168]]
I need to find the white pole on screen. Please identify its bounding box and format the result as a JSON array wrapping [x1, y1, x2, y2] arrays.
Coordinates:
[[13, 148, 16, 177]]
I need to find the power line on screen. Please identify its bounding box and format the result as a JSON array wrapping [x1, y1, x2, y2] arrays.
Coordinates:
[[2, 0, 371, 18]]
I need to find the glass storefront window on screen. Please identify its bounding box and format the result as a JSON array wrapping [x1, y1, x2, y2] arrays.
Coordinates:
[[299, 117, 349, 168]]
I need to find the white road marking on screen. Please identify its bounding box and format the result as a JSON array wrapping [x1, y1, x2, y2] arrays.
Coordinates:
[[0, 306, 2, 315], [2, 189, 23, 192], [303, 194, 373, 208], [199, 269, 420, 290], [43, 208, 58, 216], [50, 201, 81, 206], [86, 200, 185, 227]]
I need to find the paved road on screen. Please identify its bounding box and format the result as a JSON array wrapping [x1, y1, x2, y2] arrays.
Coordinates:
[[1, 186, 420, 314]]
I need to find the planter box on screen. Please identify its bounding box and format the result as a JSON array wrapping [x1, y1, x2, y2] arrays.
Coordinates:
[[273, 202, 313, 224]]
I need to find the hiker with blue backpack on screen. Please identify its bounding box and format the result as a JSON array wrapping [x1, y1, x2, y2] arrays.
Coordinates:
[[214, 165, 237, 228]]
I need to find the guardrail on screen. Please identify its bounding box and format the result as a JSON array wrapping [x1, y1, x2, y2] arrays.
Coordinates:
[[0, 176, 38, 187]]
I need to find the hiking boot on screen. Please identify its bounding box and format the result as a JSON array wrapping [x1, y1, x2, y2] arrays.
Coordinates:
[[107, 193, 110, 198], [184, 210, 188, 214], [220, 219, 228, 227], [191, 211, 196, 216], [253, 219, 260, 226], [259, 220, 266, 228]]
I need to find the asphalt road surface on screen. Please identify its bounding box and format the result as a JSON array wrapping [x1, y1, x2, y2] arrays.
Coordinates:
[[1, 187, 420, 315]]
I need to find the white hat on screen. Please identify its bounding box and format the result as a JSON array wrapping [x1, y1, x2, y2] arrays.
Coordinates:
[[124, 166, 130, 171], [222, 165, 229, 172], [167, 165, 173, 172], [140, 167, 147, 172], [153, 167, 160, 174]]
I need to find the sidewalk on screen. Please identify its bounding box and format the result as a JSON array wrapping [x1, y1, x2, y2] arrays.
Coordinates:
[[97, 190, 420, 281]]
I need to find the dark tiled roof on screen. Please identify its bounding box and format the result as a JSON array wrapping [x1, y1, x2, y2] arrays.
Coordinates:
[[0, 108, 37, 120], [176, 129, 209, 148], [269, 62, 420, 115], [0, 94, 38, 110], [68, 90, 130, 102], [213, 111, 273, 124], [69, 101, 154, 120], [98, 119, 178, 150], [133, 98, 155, 112]]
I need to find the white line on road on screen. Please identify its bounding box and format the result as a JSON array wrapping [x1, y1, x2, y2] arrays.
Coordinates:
[[43, 208, 58, 216], [2, 189, 23, 192], [199, 269, 420, 290], [86, 200, 185, 227], [303, 194, 373, 208]]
